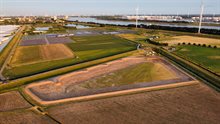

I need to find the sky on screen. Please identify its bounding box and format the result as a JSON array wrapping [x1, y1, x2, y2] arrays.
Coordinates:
[[0, 0, 220, 16]]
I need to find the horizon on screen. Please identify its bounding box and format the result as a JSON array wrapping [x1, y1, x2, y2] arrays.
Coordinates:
[[1, 0, 220, 16]]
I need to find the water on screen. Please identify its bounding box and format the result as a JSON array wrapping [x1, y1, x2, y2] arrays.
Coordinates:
[[35, 27, 50, 31], [0, 36, 13, 52], [0, 25, 19, 52], [65, 24, 91, 29], [68, 17, 220, 30]]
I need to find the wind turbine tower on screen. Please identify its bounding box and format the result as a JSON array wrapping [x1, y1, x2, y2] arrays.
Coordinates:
[[136, 6, 139, 28], [198, 1, 204, 34]]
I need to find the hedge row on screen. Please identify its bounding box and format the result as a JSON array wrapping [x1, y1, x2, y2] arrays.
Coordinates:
[[0, 50, 137, 92], [154, 48, 220, 89], [177, 42, 218, 48], [147, 39, 168, 46]]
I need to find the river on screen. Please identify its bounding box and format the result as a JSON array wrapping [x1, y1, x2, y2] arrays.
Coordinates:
[[67, 17, 220, 30]]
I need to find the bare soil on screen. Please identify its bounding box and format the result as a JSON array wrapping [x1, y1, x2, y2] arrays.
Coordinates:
[[40, 44, 74, 60], [47, 84, 220, 124], [0, 110, 55, 124], [0, 91, 31, 112]]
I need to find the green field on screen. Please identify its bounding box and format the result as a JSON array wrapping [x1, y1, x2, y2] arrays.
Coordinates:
[[10, 44, 74, 66], [67, 35, 136, 58], [174, 45, 220, 75], [77, 62, 176, 89], [11, 46, 42, 65], [3, 35, 137, 79]]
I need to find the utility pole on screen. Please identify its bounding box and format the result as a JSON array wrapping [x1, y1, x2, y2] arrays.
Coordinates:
[[198, 1, 204, 34], [136, 6, 139, 28]]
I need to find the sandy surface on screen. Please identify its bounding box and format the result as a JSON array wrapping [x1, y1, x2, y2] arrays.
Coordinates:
[[47, 84, 220, 124]]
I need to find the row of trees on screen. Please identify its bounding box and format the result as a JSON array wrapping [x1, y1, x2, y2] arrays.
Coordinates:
[[177, 42, 218, 48], [147, 39, 168, 46]]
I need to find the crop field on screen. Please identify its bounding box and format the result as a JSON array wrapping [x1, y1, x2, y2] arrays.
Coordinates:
[[161, 36, 220, 46], [47, 37, 73, 44], [47, 84, 220, 124], [20, 35, 74, 46], [0, 110, 55, 124], [24, 56, 194, 104], [0, 91, 31, 112], [10, 44, 74, 66], [4, 35, 136, 79], [66, 29, 136, 36], [116, 34, 146, 41], [174, 45, 220, 75], [20, 39, 47, 46], [68, 35, 136, 52]]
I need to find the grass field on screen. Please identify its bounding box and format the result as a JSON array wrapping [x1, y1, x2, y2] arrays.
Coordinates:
[[0, 91, 31, 112], [10, 44, 74, 66], [79, 62, 176, 89], [174, 45, 220, 75], [160, 36, 220, 46], [66, 35, 137, 63], [116, 34, 146, 41], [4, 35, 137, 79], [68, 35, 136, 52], [47, 84, 220, 124]]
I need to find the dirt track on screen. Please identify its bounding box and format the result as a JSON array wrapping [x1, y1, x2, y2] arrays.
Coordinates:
[[24, 56, 196, 105]]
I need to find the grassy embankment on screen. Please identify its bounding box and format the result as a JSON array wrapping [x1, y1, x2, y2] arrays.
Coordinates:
[[0, 50, 138, 92], [155, 47, 220, 89], [79, 62, 176, 89]]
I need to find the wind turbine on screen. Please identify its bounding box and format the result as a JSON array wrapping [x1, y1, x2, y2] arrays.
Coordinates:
[[135, 6, 139, 28], [198, 0, 204, 34]]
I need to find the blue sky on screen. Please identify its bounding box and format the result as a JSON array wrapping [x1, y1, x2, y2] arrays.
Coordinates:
[[1, 0, 220, 16]]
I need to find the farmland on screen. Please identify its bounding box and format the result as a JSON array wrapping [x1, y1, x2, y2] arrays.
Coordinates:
[[4, 34, 137, 79], [0, 91, 31, 112], [174, 45, 220, 75], [160, 35, 220, 47], [0, 110, 55, 124], [116, 34, 147, 41], [10, 44, 74, 66], [24, 56, 194, 104], [0, 26, 220, 124], [47, 84, 220, 124], [20, 35, 74, 46]]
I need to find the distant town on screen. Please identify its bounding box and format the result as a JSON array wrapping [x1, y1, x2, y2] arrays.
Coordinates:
[[0, 14, 220, 25]]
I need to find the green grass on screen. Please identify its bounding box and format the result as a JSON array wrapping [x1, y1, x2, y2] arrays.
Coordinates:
[[3, 35, 137, 79], [174, 45, 220, 75], [0, 51, 137, 92], [79, 62, 176, 89], [11, 46, 42, 65]]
